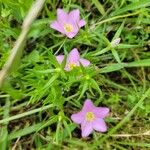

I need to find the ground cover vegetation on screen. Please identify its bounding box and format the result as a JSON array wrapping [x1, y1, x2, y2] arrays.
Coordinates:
[[0, 0, 150, 149]]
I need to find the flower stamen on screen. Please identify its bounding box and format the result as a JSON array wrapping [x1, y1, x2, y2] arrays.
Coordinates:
[[64, 23, 73, 32], [86, 112, 95, 122], [69, 63, 76, 70]]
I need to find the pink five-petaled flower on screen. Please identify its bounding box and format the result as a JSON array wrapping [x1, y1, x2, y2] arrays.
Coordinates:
[[71, 99, 109, 137], [50, 9, 86, 38], [56, 48, 90, 71]]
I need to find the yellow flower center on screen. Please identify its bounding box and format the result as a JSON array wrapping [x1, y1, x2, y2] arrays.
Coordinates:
[[69, 63, 76, 70], [86, 112, 95, 122], [64, 23, 73, 32]]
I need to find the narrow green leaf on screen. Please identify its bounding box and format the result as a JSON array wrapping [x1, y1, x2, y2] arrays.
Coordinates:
[[117, 44, 141, 49], [46, 51, 60, 68], [0, 98, 10, 150], [63, 120, 72, 138], [117, 141, 150, 148], [24, 50, 40, 63], [112, 0, 150, 16], [8, 122, 46, 140], [126, 59, 150, 67], [0, 105, 53, 124], [33, 74, 59, 102], [90, 79, 102, 96], [92, 0, 105, 15], [111, 48, 121, 63], [78, 81, 88, 100], [0, 129, 8, 150], [113, 21, 125, 40], [37, 116, 58, 131], [100, 63, 125, 73]]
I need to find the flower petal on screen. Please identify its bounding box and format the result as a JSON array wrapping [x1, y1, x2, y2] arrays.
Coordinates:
[[79, 58, 90, 67], [81, 121, 93, 137], [78, 19, 86, 27], [50, 21, 65, 34], [64, 66, 70, 71], [81, 99, 95, 113], [65, 31, 78, 39], [57, 9, 68, 23], [71, 111, 84, 124], [69, 9, 80, 21], [92, 118, 107, 132], [56, 55, 64, 64], [93, 107, 109, 118], [67, 48, 80, 63], [63, 19, 79, 38], [64, 48, 80, 71]]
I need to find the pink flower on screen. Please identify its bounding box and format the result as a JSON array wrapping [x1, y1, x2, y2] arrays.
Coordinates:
[[50, 9, 86, 38], [56, 48, 90, 71], [71, 99, 109, 137]]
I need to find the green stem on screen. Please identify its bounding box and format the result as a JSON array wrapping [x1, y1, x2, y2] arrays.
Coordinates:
[[93, 11, 139, 27], [0, 104, 53, 124], [0, 97, 10, 150]]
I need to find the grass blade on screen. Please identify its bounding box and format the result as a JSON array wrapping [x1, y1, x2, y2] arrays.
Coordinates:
[[126, 59, 150, 67], [112, 0, 150, 16], [92, 0, 105, 15]]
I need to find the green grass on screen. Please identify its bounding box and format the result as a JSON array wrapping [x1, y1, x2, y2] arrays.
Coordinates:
[[0, 0, 150, 149]]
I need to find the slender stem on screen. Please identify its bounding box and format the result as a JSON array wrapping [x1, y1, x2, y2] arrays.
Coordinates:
[[54, 37, 67, 55], [3, 97, 11, 124], [0, 97, 10, 150], [92, 11, 139, 27], [0, 104, 53, 124]]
